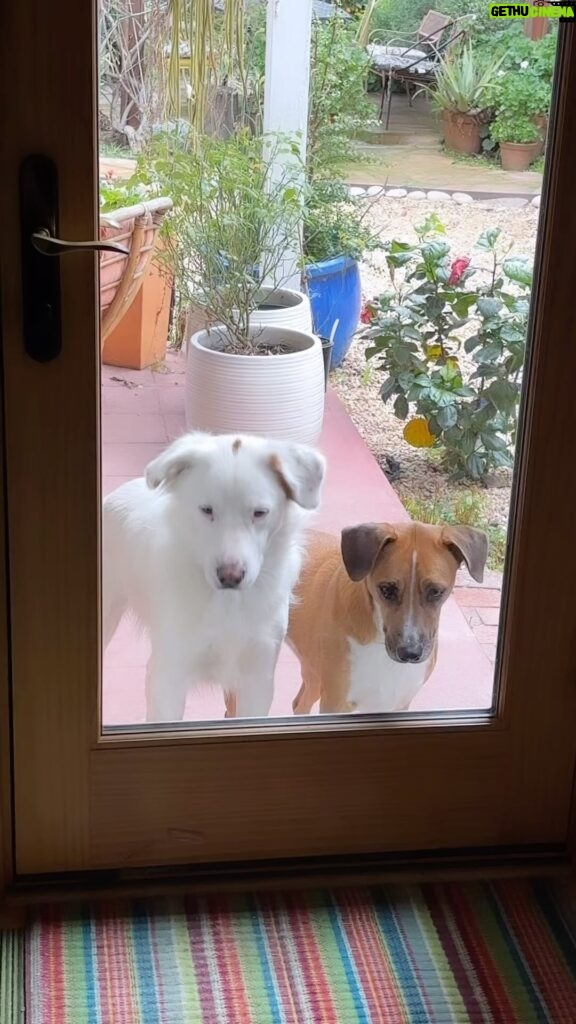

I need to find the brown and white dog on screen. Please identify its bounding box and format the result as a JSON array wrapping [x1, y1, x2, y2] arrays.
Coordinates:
[[287, 521, 488, 715]]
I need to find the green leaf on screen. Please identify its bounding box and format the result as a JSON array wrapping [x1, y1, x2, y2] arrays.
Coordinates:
[[476, 228, 501, 251], [364, 346, 381, 361], [380, 378, 397, 402], [415, 213, 446, 238], [477, 296, 504, 318], [389, 240, 415, 255], [401, 327, 423, 342], [464, 334, 481, 354], [394, 394, 409, 420], [502, 257, 533, 287], [475, 343, 503, 364], [500, 325, 526, 344], [466, 453, 486, 480], [490, 450, 514, 469], [386, 252, 414, 270], [422, 241, 450, 264], [481, 433, 508, 452], [486, 378, 518, 413], [452, 294, 478, 318], [424, 295, 446, 320], [436, 405, 458, 429]]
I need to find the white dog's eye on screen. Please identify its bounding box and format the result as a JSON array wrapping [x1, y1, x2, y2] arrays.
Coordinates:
[[253, 508, 269, 520], [200, 505, 214, 519]]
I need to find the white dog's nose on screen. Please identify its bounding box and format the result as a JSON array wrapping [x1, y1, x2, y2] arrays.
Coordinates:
[[216, 562, 246, 589]]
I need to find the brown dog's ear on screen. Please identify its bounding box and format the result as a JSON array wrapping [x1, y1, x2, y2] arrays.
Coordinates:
[[442, 525, 488, 583], [341, 523, 397, 582]]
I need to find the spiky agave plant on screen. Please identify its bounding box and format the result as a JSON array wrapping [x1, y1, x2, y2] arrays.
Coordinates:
[[431, 43, 503, 117]]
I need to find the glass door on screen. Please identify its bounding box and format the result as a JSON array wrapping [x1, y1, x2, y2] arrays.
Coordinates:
[[1, 1, 576, 878]]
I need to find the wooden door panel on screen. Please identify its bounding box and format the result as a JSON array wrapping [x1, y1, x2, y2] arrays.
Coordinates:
[[1, 4, 576, 878]]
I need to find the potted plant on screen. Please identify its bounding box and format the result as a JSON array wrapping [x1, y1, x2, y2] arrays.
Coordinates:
[[431, 44, 503, 157], [99, 174, 173, 369], [302, 179, 380, 369], [484, 36, 553, 168], [475, 26, 555, 157], [490, 113, 541, 171], [139, 130, 325, 444]]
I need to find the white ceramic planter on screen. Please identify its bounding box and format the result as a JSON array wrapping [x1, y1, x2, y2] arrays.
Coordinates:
[[249, 288, 313, 333], [185, 324, 325, 444]]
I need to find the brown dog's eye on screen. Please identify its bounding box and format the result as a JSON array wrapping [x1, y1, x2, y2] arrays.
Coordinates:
[[378, 582, 398, 602], [427, 585, 445, 603]]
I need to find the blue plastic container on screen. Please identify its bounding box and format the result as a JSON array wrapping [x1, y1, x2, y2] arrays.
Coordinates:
[[304, 255, 362, 369]]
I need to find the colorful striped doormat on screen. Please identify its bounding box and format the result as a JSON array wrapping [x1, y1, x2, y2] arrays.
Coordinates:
[[26, 880, 576, 1023]]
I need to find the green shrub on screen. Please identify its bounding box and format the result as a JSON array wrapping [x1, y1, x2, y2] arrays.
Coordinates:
[[476, 25, 556, 145], [307, 17, 374, 178], [368, 0, 429, 42], [490, 114, 540, 145], [363, 215, 532, 482], [99, 175, 158, 213], [131, 130, 306, 351], [244, 13, 373, 179], [475, 23, 557, 82], [303, 179, 381, 264], [404, 493, 507, 571], [368, 0, 500, 43]]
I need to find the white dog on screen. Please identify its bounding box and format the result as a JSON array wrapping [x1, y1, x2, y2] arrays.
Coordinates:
[[102, 432, 325, 721]]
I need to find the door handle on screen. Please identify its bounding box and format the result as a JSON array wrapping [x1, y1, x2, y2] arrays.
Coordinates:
[[31, 228, 129, 257], [19, 154, 129, 363]]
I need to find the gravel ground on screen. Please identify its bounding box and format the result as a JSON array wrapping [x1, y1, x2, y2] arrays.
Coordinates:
[[331, 197, 540, 530]]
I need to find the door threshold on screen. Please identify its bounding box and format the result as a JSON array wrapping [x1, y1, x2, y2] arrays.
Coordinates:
[[3, 844, 573, 911]]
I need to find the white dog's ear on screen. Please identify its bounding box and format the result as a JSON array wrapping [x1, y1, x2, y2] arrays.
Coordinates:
[[146, 434, 210, 490], [268, 443, 326, 510]]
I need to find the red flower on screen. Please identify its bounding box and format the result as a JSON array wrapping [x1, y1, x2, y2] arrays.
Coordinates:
[[360, 304, 376, 324], [447, 256, 470, 286]]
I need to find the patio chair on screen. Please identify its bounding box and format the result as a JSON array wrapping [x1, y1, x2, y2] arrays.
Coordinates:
[[367, 11, 466, 129]]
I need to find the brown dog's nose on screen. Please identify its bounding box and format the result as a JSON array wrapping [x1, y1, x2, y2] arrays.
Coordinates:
[[217, 563, 246, 589], [397, 642, 424, 664]]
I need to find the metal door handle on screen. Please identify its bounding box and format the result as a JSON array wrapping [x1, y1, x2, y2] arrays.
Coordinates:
[[31, 228, 129, 257], [19, 154, 128, 363]]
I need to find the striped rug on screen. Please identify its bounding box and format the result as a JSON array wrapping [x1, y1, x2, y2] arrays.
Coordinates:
[[26, 880, 576, 1023]]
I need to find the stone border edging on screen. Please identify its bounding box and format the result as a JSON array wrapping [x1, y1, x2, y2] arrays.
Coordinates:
[[348, 184, 541, 209]]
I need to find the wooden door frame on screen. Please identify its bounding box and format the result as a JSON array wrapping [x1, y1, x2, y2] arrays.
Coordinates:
[[3, 11, 576, 903], [0, 384, 15, 910]]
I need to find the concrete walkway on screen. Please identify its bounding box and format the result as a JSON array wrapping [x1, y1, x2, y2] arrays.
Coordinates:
[[346, 92, 543, 196], [345, 144, 543, 196]]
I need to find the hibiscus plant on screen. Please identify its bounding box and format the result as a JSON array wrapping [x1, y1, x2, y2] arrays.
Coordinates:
[[362, 214, 532, 482]]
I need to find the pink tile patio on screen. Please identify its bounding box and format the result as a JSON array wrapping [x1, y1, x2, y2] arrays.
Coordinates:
[[102, 352, 497, 726]]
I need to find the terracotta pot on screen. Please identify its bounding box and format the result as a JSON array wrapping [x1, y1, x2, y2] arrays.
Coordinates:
[[533, 114, 548, 158], [101, 258, 173, 370], [442, 110, 481, 156], [499, 140, 541, 172], [99, 196, 173, 354]]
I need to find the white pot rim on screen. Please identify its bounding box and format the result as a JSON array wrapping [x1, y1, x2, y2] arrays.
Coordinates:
[[190, 324, 319, 362], [254, 287, 308, 310]]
